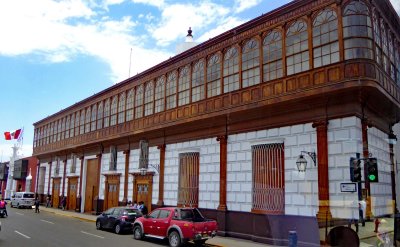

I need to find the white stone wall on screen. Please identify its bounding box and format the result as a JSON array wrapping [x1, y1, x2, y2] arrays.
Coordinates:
[[127, 149, 140, 201], [149, 146, 160, 205], [368, 127, 392, 216], [227, 123, 318, 215], [99, 152, 126, 200], [327, 117, 363, 220], [40, 162, 51, 195], [164, 138, 220, 209]]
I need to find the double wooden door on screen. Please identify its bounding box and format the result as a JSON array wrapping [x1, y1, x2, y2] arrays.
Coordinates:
[[104, 174, 120, 210], [133, 174, 153, 213], [85, 159, 99, 212], [52, 178, 61, 208], [67, 177, 78, 211]]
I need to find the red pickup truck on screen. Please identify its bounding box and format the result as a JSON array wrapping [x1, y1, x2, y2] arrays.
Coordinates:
[[133, 207, 217, 247]]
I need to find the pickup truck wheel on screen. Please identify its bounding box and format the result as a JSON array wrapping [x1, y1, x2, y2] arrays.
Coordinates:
[[133, 225, 143, 240], [168, 231, 182, 247]]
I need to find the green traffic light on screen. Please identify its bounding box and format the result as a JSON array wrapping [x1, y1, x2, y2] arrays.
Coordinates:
[[368, 174, 376, 181]]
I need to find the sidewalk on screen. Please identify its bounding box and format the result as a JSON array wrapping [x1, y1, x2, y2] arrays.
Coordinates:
[[39, 206, 272, 247]]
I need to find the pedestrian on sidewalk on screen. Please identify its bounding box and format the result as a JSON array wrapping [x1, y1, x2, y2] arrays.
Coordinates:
[[61, 196, 66, 211], [35, 197, 40, 213], [46, 194, 51, 208], [359, 199, 366, 227]]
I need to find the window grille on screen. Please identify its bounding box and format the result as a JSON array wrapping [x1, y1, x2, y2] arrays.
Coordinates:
[[286, 20, 309, 75], [263, 30, 283, 82], [192, 60, 205, 102], [145, 81, 154, 116], [109, 146, 117, 171], [207, 53, 221, 97], [126, 89, 134, 121], [118, 92, 126, 124], [178, 66, 190, 106], [110, 96, 118, 126], [252, 143, 284, 214], [135, 85, 144, 119], [155, 77, 165, 113], [223, 47, 239, 93], [177, 152, 199, 207], [166, 72, 177, 110], [242, 38, 260, 88]]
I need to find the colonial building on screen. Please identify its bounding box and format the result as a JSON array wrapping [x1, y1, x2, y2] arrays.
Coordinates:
[[32, 0, 400, 245]]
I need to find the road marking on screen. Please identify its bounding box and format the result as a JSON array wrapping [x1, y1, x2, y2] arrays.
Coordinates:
[[41, 219, 55, 224], [15, 212, 24, 216], [15, 231, 31, 239], [81, 231, 104, 239]]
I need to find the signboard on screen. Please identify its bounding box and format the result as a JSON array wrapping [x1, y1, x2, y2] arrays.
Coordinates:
[[340, 183, 357, 193]]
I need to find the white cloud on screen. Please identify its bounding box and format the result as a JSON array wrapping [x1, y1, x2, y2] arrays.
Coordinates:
[[233, 0, 262, 13], [150, 2, 229, 46], [0, 0, 173, 83], [131, 0, 164, 8], [197, 16, 245, 43]]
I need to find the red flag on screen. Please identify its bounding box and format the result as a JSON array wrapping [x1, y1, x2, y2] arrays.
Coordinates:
[[4, 132, 11, 140], [11, 129, 21, 139], [4, 129, 22, 140]]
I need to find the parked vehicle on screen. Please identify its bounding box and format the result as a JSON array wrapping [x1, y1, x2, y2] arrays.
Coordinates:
[[96, 206, 142, 234], [133, 207, 217, 247], [10, 192, 35, 209]]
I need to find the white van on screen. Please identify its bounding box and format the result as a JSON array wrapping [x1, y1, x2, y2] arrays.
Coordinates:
[[11, 192, 35, 208]]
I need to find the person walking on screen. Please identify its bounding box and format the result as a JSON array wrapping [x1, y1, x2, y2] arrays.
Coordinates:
[[35, 198, 40, 213], [46, 195, 51, 208], [139, 201, 148, 215], [0, 198, 8, 217], [61, 196, 66, 210]]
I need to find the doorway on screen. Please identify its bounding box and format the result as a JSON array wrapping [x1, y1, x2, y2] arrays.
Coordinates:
[[104, 174, 120, 210], [133, 173, 154, 212], [67, 177, 78, 211], [52, 178, 61, 208], [84, 159, 99, 213]]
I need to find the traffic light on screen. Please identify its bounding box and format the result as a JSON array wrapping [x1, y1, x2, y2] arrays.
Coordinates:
[[367, 158, 379, 183], [350, 157, 362, 182]]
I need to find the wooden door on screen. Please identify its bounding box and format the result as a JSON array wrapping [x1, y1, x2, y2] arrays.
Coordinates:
[[52, 178, 61, 208], [67, 177, 78, 211], [133, 173, 153, 213], [136, 183, 149, 207], [85, 159, 99, 212], [107, 184, 118, 209]]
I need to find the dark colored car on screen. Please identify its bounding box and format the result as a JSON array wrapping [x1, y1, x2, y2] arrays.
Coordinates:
[[96, 207, 142, 234]]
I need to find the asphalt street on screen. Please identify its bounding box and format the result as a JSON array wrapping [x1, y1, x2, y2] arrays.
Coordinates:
[[0, 206, 170, 247]]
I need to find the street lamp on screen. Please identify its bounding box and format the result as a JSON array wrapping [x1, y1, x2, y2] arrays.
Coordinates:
[[296, 151, 317, 172]]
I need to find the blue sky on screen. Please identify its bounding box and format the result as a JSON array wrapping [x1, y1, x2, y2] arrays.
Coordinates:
[[0, 0, 399, 160]]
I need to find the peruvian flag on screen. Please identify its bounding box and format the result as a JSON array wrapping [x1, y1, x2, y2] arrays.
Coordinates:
[[4, 129, 22, 140]]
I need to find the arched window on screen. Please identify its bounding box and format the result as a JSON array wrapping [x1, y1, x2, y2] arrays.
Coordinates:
[[192, 60, 205, 102], [75, 111, 80, 136], [57, 120, 61, 141], [166, 72, 177, 110], [312, 9, 339, 68], [97, 102, 103, 129], [91, 104, 97, 131], [381, 20, 389, 73], [126, 89, 134, 121], [178, 66, 190, 106], [396, 43, 400, 85], [155, 77, 165, 113], [118, 92, 126, 124], [389, 34, 395, 80], [85, 107, 91, 133], [135, 85, 144, 119], [110, 96, 118, 126], [51, 122, 56, 143], [207, 53, 221, 97], [145, 81, 154, 116], [263, 30, 283, 82], [65, 115, 70, 139], [79, 109, 85, 134], [286, 19, 309, 75], [223, 46, 239, 93], [70, 113, 75, 138], [373, 11, 382, 65], [242, 38, 260, 88], [104, 99, 110, 128], [342, 1, 373, 60]]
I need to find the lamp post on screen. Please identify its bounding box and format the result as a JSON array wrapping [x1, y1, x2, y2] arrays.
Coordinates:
[[296, 151, 317, 172]]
